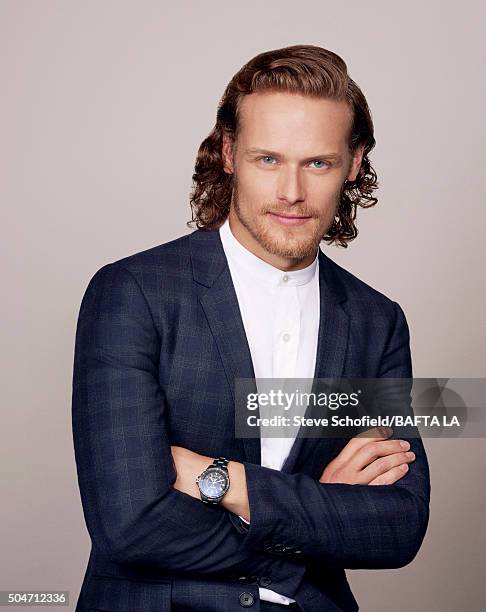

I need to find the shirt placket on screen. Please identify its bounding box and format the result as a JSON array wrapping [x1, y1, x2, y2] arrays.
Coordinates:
[[272, 284, 301, 379]]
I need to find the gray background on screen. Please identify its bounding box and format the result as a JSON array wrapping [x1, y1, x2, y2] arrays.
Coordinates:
[[1, 1, 485, 610]]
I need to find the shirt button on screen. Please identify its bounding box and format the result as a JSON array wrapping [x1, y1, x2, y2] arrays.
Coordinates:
[[282, 333, 291, 342], [239, 592, 255, 607], [282, 274, 289, 282], [259, 576, 272, 587]]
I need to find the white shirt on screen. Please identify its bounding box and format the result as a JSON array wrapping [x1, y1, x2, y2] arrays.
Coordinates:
[[219, 217, 320, 605]]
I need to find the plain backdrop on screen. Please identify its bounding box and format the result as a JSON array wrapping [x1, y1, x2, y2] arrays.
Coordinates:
[[1, 1, 485, 610]]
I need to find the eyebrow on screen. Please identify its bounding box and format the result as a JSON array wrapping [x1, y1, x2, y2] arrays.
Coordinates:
[[244, 147, 343, 163]]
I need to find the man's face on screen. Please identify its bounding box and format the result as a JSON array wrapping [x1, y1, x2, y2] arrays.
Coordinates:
[[222, 91, 364, 268]]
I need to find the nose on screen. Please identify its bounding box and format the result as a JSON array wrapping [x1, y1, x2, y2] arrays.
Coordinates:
[[276, 165, 305, 205]]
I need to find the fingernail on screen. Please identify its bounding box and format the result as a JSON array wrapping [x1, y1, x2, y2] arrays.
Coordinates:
[[400, 440, 410, 450], [400, 464, 409, 471]]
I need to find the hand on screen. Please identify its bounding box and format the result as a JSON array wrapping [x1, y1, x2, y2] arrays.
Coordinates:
[[171, 445, 213, 499], [319, 427, 415, 486]]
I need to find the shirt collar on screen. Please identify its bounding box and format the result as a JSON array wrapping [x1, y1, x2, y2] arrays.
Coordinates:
[[219, 216, 319, 287]]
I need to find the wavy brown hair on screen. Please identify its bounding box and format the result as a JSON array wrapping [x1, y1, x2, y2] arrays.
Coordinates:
[[188, 44, 378, 247]]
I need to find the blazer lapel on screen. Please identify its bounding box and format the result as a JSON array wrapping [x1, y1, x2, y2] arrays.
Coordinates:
[[190, 229, 261, 464]]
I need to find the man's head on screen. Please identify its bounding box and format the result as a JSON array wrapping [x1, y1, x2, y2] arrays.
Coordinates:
[[189, 45, 378, 268]]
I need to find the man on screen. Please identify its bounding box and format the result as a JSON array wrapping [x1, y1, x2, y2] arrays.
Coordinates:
[[72, 45, 430, 611]]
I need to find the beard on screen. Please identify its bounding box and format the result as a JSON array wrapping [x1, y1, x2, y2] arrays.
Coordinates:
[[232, 174, 338, 261]]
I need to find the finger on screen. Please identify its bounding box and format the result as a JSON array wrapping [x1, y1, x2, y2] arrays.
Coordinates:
[[368, 463, 410, 485], [333, 427, 394, 463], [360, 450, 415, 483], [349, 438, 411, 472]]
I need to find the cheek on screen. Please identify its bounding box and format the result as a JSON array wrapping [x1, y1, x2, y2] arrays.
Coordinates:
[[307, 174, 344, 199], [238, 167, 276, 204]]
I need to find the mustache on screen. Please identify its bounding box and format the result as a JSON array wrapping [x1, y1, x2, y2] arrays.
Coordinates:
[[262, 205, 318, 217]]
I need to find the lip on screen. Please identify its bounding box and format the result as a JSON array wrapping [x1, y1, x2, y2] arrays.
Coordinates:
[[267, 212, 312, 226]]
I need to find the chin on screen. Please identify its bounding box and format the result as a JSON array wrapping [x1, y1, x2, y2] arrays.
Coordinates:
[[258, 221, 321, 258], [271, 244, 317, 259], [260, 234, 319, 259]]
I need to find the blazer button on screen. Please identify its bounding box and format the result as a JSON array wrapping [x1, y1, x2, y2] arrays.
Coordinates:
[[259, 576, 272, 587], [239, 592, 255, 607]]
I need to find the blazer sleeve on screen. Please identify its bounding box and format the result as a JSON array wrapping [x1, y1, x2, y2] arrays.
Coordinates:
[[239, 301, 431, 569], [71, 263, 306, 595]]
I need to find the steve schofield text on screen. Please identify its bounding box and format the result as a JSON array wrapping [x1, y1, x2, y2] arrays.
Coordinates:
[[246, 414, 461, 428]]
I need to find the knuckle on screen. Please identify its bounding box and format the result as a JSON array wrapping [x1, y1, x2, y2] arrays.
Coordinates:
[[396, 452, 409, 465], [333, 467, 346, 482], [376, 440, 393, 455], [374, 457, 389, 472], [381, 457, 392, 471], [363, 442, 378, 461]]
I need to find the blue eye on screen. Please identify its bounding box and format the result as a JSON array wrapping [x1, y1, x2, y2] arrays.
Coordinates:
[[260, 156, 276, 165], [310, 160, 329, 169]]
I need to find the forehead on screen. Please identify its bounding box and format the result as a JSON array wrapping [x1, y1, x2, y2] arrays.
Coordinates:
[[236, 91, 353, 151]]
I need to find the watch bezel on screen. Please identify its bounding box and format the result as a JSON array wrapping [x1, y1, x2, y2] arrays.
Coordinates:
[[196, 466, 230, 500]]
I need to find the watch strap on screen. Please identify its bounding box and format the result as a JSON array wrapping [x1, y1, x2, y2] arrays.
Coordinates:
[[210, 456, 229, 470]]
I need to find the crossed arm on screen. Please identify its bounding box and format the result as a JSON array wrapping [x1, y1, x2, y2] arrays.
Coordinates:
[[171, 426, 428, 569], [72, 263, 430, 591], [171, 427, 419, 524]]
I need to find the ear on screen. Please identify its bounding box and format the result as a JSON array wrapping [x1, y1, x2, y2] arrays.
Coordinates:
[[347, 144, 365, 182], [222, 132, 235, 174]]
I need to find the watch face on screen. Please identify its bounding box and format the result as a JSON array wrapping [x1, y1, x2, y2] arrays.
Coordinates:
[[198, 467, 229, 499]]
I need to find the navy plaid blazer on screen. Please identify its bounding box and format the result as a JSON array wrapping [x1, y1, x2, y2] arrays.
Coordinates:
[[72, 227, 430, 611]]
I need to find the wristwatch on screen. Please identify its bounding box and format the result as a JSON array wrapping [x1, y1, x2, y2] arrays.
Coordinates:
[[196, 457, 230, 505]]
